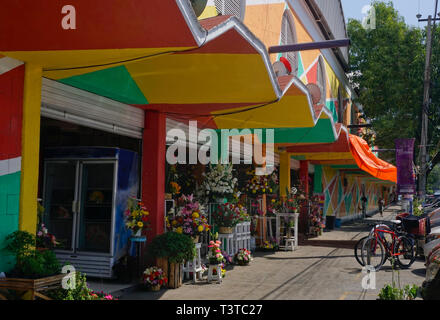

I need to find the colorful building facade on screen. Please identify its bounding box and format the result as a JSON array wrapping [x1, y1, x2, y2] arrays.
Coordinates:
[[0, 0, 396, 273]]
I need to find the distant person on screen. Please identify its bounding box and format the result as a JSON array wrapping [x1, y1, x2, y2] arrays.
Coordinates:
[[361, 195, 368, 219], [378, 197, 384, 217]]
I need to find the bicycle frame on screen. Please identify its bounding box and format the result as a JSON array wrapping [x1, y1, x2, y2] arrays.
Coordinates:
[[370, 227, 405, 258]]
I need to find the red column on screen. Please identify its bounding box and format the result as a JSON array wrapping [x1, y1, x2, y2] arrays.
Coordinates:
[[299, 160, 309, 235], [300, 160, 309, 197], [142, 111, 166, 242]]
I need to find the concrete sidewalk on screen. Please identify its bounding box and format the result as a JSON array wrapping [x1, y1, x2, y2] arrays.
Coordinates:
[[117, 204, 426, 300]]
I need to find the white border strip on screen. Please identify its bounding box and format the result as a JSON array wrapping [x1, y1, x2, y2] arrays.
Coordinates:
[[0, 157, 21, 177]]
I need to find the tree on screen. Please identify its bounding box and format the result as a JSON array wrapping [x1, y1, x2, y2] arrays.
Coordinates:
[[347, 1, 426, 165]]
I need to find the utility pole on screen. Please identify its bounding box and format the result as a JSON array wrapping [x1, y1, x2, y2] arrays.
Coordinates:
[[419, 15, 434, 201]]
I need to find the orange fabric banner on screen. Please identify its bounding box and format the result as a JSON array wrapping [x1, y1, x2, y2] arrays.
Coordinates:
[[349, 134, 397, 183]]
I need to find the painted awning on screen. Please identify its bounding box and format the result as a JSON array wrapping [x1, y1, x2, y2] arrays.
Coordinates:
[[349, 134, 397, 183], [0, 2, 319, 131], [286, 133, 397, 183]]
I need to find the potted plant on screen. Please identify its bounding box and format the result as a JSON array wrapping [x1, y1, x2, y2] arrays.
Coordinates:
[[167, 194, 211, 243], [124, 198, 150, 237], [212, 203, 242, 234], [207, 240, 224, 265], [142, 266, 168, 291], [36, 223, 60, 251], [234, 248, 252, 266], [148, 232, 196, 289], [201, 164, 237, 203]]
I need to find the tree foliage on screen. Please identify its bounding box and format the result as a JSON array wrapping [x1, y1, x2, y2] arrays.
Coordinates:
[[347, 1, 440, 170]]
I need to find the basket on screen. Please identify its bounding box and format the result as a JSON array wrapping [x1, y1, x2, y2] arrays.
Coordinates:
[[402, 216, 428, 236]]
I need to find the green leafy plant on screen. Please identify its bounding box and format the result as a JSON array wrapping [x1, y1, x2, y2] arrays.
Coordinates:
[[378, 260, 419, 300], [47, 272, 116, 300], [148, 232, 196, 264], [3, 230, 61, 278]]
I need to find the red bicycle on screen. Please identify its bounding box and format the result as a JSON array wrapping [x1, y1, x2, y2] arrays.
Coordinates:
[[361, 221, 415, 271]]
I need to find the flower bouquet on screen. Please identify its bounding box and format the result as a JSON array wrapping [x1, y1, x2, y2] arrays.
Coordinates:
[[259, 239, 279, 252], [201, 164, 237, 202], [243, 167, 278, 197], [212, 203, 244, 233], [167, 194, 211, 241], [211, 262, 226, 278], [234, 248, 252, 266], [208, 240, 224, 265], [90, 291, 118, 300], [142, 266, 168, 291], [125, 198, 150, 237], [36, 224, 60, 250]]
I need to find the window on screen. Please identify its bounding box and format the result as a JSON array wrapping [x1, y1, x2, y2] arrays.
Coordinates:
[[280, 10, 299, 76], [214, 0, 246, 21]]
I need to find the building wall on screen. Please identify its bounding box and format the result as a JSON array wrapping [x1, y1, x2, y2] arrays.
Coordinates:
[[321, 166, 392, 219], [199, 0, 354, 124], [0, 57, 24, 272]]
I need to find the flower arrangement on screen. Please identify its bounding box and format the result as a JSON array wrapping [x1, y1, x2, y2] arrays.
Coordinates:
[[234, 248, 252, 265], [201, 164, 238, 201], [308, 195, 325, 236], [142, 266, 168, 291], [167, 194, 211, 238], [243, 167, 279, 197], [36, 224, 60, 249], [208, 240, 224, 264], [169, 181, 181, 195], [211, 263, 226, 278], [212, 203, 244, 228], [124, 198, 150, 237], [221, 250, 233, 265], [260, 239, 279, 251], [90, 291, 117, 300]]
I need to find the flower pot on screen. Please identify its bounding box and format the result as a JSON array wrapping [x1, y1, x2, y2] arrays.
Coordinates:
[[192, 235, 200, 243], [219, 227, 233, 234], [165, 193, 173, 200], [133, 229, 142, 237]]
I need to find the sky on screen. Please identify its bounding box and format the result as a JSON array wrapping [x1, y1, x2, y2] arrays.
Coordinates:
[[341, 0, 439, 27]]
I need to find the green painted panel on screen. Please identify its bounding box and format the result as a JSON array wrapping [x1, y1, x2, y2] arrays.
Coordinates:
[[256, 119, 336, 144], [0, 172, 21, 272], [313, 165, 323, 193], [59, 65, 148, 105], [337, 179, 343, 204], [324, 189, 331, 217], [345, 193, 353, 214], [298, 53, 305, 78], [326, 101, 338, 123]]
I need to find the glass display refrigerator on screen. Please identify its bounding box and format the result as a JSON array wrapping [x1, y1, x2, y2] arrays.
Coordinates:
[[42, 147, 139, 278]]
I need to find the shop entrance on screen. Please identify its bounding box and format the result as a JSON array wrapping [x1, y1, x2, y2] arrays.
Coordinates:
[[38, 117, 142, 278]]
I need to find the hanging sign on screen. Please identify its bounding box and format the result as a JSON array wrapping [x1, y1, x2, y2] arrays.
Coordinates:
[[395, 138, 415, 194]]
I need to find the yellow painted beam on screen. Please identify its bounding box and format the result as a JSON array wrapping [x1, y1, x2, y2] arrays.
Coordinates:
[[19, 64, 42, 235], [279, 152, 291, 196]]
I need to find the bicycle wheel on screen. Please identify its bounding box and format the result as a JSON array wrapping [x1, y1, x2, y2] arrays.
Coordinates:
[[394, 236, 416, 269], [361, 237, 385, 271], [354, 236, 369, 266]]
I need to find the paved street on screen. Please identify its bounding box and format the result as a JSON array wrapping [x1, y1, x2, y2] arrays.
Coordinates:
[[120, 205, 426, 300]]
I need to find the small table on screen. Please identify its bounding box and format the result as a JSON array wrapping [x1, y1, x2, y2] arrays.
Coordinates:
[[130, 236, 147, 276], [183, 243, 203, 283], [207, 264, 222, 284]]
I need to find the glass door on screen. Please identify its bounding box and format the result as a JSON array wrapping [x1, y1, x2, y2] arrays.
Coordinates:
[[76, 161, 116, 254], [43, 161, 79, 252]]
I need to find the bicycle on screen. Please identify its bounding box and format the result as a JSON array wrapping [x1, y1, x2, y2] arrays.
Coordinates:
[[361, 221, 415, 271], [354, 223, 392, 267]]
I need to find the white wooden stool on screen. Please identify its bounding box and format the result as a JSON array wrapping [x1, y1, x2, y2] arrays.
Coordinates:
[[207, 264, 222, 284], [284, 238, 296, 251], [183, 243, 203, 282]]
